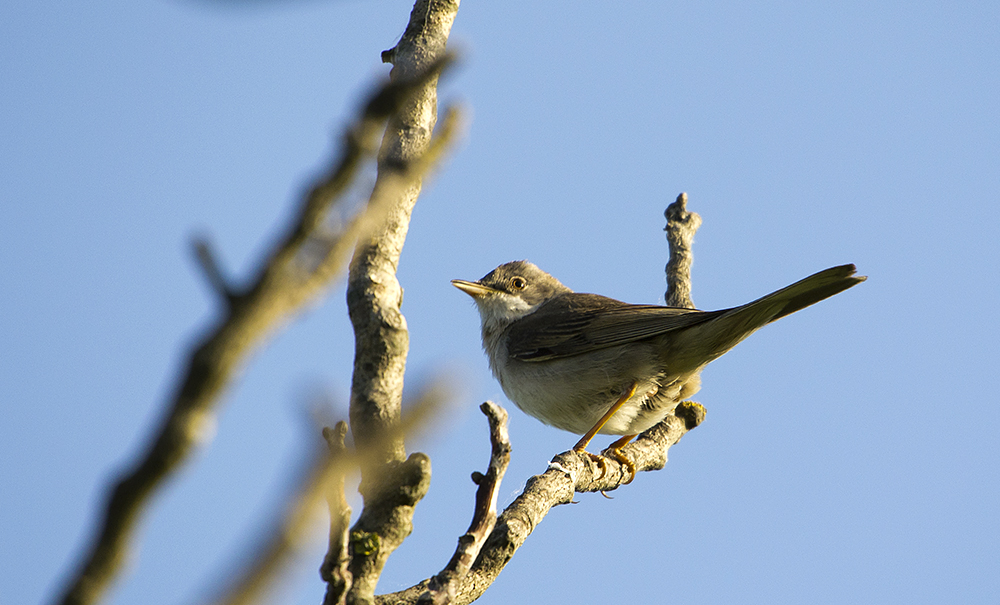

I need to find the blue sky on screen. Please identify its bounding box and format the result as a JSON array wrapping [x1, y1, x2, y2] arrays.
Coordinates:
[[3, 1, 998, 604]]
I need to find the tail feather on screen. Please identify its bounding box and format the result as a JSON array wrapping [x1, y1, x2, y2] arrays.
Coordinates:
[[669, 264, 865, 370], [751, 264, 866, 324]]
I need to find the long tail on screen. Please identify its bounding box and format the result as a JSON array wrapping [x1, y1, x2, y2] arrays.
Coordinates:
[[671, 264, 866, 369], [743, 264, 866, 324]]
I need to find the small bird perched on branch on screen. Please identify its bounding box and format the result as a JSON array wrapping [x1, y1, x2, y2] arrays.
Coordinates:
[[453, 261, 865, 480]]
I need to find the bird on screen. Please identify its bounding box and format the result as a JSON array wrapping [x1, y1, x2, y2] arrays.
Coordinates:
[[452, 260, 865, 481]]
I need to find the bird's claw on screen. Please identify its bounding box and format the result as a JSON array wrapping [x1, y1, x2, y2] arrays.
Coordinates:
[[576, 449, 636, 484], [606, 448, 637, 484], [579, 450, 610, 480]]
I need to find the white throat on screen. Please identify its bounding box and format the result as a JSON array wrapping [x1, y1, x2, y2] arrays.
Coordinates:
[[474, 292, 541, 337]]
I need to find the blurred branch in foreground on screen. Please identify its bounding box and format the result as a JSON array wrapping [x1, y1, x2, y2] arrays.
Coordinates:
[[52, 41, 461, 605], [199, 380, 450, 605]]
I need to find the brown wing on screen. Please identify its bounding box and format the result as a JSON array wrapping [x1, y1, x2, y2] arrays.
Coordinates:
[[506, 293, 727, 361]]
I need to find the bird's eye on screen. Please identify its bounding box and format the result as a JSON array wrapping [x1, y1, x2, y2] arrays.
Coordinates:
[[510, 277, 527, 290]]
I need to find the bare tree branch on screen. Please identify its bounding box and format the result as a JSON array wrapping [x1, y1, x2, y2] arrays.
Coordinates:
[[192, 236, 239, 306], [348, 0, 461, 467], [320, 422, 354, 605], [52, 52, 458, 605], [664, 192, 701, 309], [314, 377, 452, 605], [375, 403, 706, 605], [418, 402, 511, 605], [343, 2, 461, 605]]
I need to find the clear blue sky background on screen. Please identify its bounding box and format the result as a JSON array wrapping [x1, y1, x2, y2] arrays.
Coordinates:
[[3, 1, 998, 604]]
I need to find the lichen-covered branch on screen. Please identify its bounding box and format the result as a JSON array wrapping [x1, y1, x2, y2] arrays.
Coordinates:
[[52, 52, 457, 605], [344, 2, 461, 605], [348, 0, 461, 466]]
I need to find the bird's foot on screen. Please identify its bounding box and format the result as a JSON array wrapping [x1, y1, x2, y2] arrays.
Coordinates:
[[574, 449, 610, 480], [603, 434, 638, 484], [574, 435, 637, 484], [605, 448, 636, 484]]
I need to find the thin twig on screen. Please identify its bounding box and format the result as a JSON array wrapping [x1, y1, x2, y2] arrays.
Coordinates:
[[202, 445, 347, 605], [418, 402, 511, 605], [192, 236, 239, 305]]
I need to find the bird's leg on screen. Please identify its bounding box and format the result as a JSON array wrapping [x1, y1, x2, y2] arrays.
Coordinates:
[[573, 383, 638, 480]]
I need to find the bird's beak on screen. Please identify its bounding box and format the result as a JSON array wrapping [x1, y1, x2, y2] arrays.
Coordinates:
[[451, 279, 498, 298]]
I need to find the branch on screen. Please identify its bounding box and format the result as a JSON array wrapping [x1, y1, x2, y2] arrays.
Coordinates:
[[348, 0, 461, 465], [198, 438, 349, 605], [194, 380, 449, 605], [317, 379, 451, 605], [375, 403, 706, 605], [52, 55, 458, 605], [664, 192, 701, 309], [192, 236, 239, 306], [343, 1, 461, 604], [417, 402, 511, 605], [320, 423, 354, 605]]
